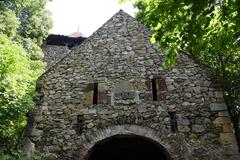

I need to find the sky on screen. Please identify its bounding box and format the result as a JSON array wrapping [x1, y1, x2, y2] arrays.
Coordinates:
[[46, 0, 137, 37]]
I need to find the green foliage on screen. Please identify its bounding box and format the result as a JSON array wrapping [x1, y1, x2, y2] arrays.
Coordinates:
[[0, 34, 44, 148], [0, 149, 44, 160], [0, 35, 28, 147], [0, 0, 50, 151], [122, 0, 240, 148], [130, 0, 239, 67], [0, 10, 20, 38], [0, 0, 52, 60]]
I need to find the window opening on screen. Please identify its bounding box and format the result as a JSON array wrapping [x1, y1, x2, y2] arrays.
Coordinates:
[[151, 79, 157, 101], [93, 83, 98, 104]]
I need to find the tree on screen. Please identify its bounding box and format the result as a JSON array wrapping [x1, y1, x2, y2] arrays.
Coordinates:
[[0, 0, 51, 152], [120, 0, 240, 149], [0, 34, 38, 148], [0, 0, 52, 60]]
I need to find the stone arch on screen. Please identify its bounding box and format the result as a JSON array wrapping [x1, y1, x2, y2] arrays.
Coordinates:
[[85, 134, 172, 160], [78, 125, 183, 160]]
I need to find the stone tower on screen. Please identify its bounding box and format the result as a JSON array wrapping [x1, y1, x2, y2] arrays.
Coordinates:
[[25, 10, 239, 160]]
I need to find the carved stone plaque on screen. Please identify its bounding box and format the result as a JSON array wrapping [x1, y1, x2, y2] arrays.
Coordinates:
[[113, 81, 136, 104]]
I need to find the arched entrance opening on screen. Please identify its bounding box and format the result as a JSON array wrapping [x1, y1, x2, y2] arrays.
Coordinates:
[[84, 135, 172, 160]]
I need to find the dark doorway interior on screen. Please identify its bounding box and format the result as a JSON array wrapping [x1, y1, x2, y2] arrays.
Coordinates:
[[86, 135, 171, 160]]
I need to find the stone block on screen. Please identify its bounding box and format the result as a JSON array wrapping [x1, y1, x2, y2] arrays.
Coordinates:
[[167, 85, 175, 91], [185, 93, 192, 98], [178, 125, 190, 132], [215, 91, 224, 99], [208, 91, 214, 98], [228, 155, 240, 160], [182, 102, 191, 106], [223, 144, 239, 155], [113, 81, 134, 93], [200, 133, 218, 141], [111, 113, 118, 118], [192, 125, 205, 133], [177, 115, 190, 125], [22, 137, 35, 156], [193, 86, 201, 94], [41, 105, 48, 111], [63, 108, 71, 116], [138, 106, 147, 113], [210, 103, 227, 111], [89, 109, 96, 114], [45, 153, 58, 160], [30, 128, 43, 137], [213, 117, 231, 124], [34, 115, 43, 123], [220, 133, 237, 145], [84, 91, 93, 105], [223, 123, 233, 133], [167, 105, 176, 110], [218, 111, 230, 117], [48, 145, 61, 152], [195, 117, 211, 125], [78, 108, 88, 114], [203, 80, 210, 87], [87, 123, 94, 128]]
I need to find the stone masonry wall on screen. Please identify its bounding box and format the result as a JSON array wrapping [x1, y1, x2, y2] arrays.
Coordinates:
[[26, 10, 239, 160], [42, 45, 70, 69]]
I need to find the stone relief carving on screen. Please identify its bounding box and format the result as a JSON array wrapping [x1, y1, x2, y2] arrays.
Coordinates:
[[112, 81, 138, 105]]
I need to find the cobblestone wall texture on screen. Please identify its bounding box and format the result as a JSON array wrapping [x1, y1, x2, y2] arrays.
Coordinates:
[[25, 10, 240, 160], [42, 45, 70, 69]]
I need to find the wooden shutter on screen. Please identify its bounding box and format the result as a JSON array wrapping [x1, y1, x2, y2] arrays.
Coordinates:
[[157, 78, 167, 101]]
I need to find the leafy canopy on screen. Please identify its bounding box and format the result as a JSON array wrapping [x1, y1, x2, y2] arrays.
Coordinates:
[[0, 34, 38, 147], [121, 0, 240, 70], [0, 0, 51, 149], [0, 0, 52, 60]]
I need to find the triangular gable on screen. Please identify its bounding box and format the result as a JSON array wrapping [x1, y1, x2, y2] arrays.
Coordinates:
[[38, 10, 152, 82]]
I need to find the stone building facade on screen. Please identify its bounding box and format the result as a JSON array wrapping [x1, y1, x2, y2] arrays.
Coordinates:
[[25, 10, 240, 159], [42, 45, 70, 69], [42, 34, 86, 69]]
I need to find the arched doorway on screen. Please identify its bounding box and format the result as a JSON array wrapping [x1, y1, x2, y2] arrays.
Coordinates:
[[84, 135, 172, 160]]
